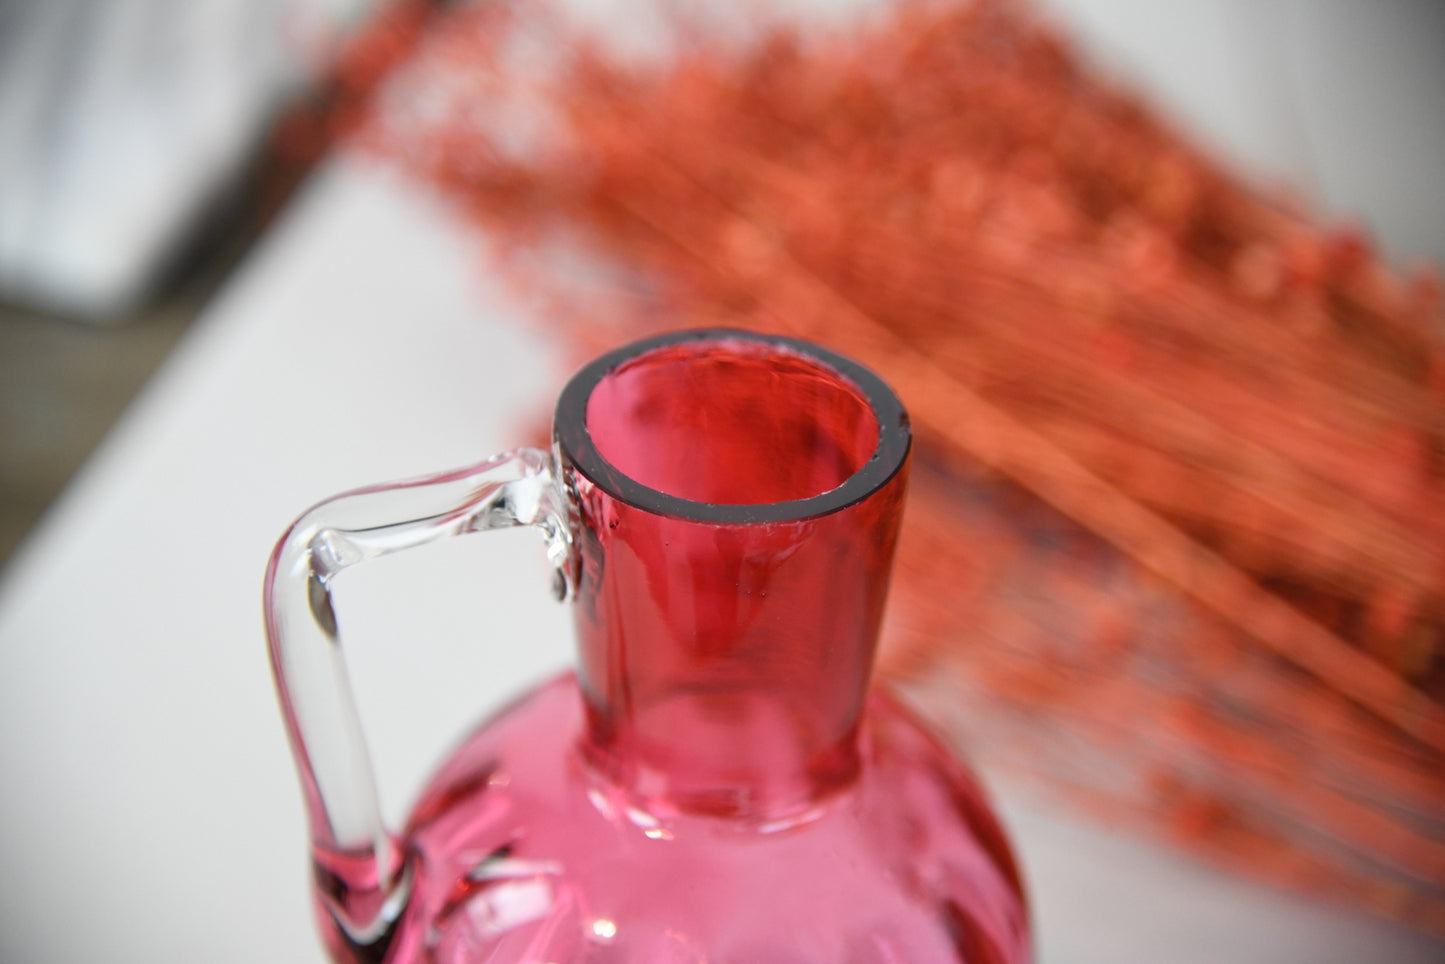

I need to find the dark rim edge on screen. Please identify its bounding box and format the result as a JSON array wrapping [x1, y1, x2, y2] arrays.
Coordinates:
[[554, 328, 911, 524]]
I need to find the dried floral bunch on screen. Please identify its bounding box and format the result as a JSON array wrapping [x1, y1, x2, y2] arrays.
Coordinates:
[[308, 0, 1445, 929]]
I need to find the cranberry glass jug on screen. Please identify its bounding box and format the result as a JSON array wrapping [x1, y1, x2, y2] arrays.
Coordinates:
[[266, 330, 1030, 962]]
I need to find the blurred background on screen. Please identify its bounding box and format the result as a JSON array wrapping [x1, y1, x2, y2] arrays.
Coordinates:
[[1, 0, 1443, 960], [0, 0, 381, 559], [2, 0, 1443, 564]]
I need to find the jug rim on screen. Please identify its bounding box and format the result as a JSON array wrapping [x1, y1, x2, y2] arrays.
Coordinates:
[[555, 328, 911, 524]]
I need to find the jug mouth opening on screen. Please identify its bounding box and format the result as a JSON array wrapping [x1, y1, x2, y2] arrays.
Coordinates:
[[555, 329, 910, 523]]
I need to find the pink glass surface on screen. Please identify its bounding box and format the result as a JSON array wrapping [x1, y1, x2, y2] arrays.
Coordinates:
[[392, 676, 1028, 963], [271, 331, 1030, 962]]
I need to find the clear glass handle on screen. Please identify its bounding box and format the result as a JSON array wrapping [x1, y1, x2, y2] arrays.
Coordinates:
[[263, 448, 571, 949]]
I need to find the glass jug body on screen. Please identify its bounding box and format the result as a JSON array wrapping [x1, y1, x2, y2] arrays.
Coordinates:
[[266, 330, 1031, 962]]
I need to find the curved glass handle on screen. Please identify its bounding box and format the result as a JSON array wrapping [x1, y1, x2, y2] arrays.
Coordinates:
[[263, 447, 571, 947]]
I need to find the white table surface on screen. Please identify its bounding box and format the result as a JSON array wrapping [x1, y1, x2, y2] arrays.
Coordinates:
[[1, 155, 1440, 963]]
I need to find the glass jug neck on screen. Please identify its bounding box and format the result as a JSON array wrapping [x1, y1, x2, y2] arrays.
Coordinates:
[[567, 473, 907, 823], [553, 329, 911, 823]]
